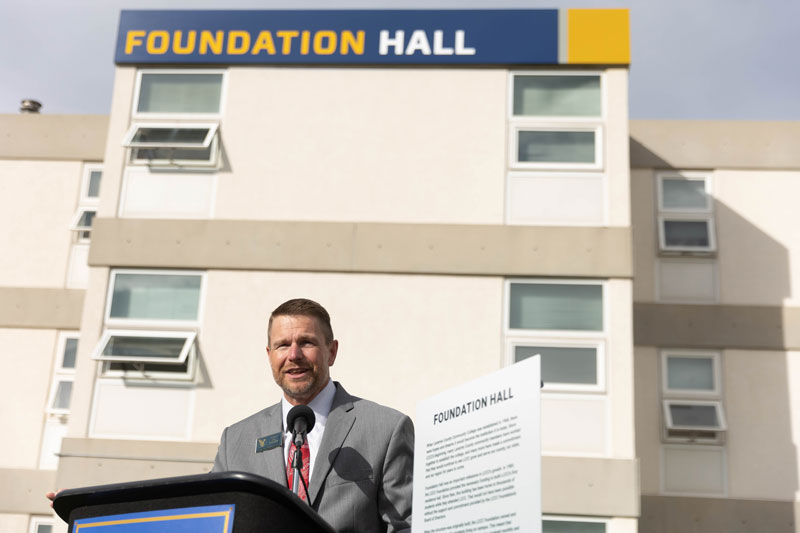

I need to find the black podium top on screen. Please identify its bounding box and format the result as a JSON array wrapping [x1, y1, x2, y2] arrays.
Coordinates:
[[54, 471, 335, 533]]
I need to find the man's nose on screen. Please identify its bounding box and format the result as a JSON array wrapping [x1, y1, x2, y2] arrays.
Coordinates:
[[287, 342, 302, 359]]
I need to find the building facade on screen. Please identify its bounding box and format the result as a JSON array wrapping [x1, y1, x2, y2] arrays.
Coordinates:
[[1, 8, 797, 533]]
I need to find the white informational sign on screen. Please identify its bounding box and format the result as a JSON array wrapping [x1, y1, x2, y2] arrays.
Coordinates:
[[412, 356, 541, 533]]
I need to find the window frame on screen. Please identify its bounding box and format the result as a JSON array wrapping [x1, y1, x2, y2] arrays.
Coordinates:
[[97, 339, 198, 382], [104, 268, 206, 329], [91, 329, 197, 364], [123, 122, 219, 149], [28, 516, 55, 533], [132, 69, 227, 120], [80, 163, 103, 204], [69, 207, 97, 233], [661, 350, 721, 397], [507, 337, 606, 392], [663, 399, 727, 432], [656, 171, 716, 254], [128, 134, 221, 168], [509, 124, 604, 171], [508, 70, 606, 121]]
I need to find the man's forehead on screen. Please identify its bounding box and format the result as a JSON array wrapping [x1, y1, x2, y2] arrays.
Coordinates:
[[269, 314, 323, 336]]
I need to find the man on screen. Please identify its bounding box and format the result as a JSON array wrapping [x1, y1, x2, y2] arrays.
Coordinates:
[[212, 298, 413, 532]]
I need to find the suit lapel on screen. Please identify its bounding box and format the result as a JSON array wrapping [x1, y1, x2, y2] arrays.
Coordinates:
[[308, 383, 355, 505], [260, 403, 289, 485]]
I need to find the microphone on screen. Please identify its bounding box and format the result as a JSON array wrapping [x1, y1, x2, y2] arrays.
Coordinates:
[[287, 405, 316, 446], [286, 405, 316, 498]]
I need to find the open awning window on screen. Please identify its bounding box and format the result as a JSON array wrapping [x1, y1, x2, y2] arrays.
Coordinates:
[[92, 330, 197, 364], [123, 123, 218, 149], [663, 400, 727, 432], [69, 208, 96, 232]]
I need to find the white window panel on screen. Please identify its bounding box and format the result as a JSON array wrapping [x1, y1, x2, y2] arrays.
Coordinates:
[[657, 258, 717, 303], [511, 125, 603, 170], [120, 168, 215, 218], [506, 172, 605, 226], [91, 380, 193, 439], [69, 207, 96, 232], [67, 243, 90, 289], [511, 338, 605, 392], [662, 445, 726, 495], [134, 70, 224, 116], [663, 400, 727, 431], [512, 73, 602, 118], [123, 122, 218, 149], [92, 330, 196, 364], [541, 394, 607, 455], [658, 215, 716, 253], [38, 419, 68, 470], [507, 280, 604, 333], [106, 270, 204, 325], [662, 350, 721, 397]]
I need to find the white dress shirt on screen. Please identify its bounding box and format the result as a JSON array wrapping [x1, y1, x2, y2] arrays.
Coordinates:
[[281, 378, 336, 481]]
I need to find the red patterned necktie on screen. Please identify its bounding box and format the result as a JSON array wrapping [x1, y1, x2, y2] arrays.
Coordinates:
[[287, 440, 310, 501]]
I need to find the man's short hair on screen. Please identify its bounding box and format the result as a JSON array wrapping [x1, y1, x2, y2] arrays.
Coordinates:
[[268, 298, 334, 344]]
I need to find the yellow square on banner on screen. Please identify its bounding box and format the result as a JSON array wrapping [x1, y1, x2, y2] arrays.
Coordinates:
[[567, 9, 630, 64]]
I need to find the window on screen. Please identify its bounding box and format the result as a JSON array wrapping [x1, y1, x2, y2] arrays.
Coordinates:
[[657, 172, 715, 253], [128, 70, 224, 168], [507, 73, 606, 225], [509, 72, 603, 171], [96, 270, 204, 381], [661, 350, 726, 443], [542, 517, 606, 533], [46, 333, 78, 415], [29, 517, 55, 533], [134, 72, 224, 116], [506, 280, 605, 392], [70, 163, 102, 242]]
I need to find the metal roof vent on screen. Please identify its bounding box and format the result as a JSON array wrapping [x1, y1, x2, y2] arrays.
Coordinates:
[[20, 99, 42, 114]]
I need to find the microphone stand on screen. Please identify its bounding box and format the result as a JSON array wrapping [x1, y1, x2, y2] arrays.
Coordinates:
[[291, 429, 309, 498]]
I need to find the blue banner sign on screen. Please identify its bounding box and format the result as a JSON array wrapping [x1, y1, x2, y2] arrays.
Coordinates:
[[115, 10, 559, 65], [73, 504, 234, 533]]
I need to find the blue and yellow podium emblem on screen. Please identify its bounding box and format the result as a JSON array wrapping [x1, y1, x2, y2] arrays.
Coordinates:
[[73, 504, 234, 533]]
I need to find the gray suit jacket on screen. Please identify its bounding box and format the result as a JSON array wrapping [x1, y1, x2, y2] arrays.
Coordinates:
[[212, 383, 413, 533]]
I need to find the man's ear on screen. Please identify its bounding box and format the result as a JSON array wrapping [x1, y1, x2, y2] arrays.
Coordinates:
[[328, 340, 339, 366]]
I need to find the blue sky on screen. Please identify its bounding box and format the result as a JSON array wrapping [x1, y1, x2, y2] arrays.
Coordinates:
[[2, 0, 799, 119]]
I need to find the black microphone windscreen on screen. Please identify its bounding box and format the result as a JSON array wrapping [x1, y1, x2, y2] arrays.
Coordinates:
[[287, 404, 316, 434]]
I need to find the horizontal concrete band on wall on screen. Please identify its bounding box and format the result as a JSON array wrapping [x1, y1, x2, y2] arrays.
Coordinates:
[[0, 287, 84, 329], [630, 120, 800, 170], [0, 114, 108, 161], [641, 495, 800, 533], [634, 302, 800, 350], [542, 456, 639, 518], [55, 438, 217, 491], [89, 218, 633, 278], [0, 468, 56, 514]]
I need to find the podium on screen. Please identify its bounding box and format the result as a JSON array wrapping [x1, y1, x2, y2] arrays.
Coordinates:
[[53, 471, 335, 533]]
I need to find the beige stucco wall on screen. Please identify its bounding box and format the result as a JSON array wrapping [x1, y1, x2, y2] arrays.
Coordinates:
[[215, 67, 507, 224], [0, 328, 58, 468], [607, 279, 636, 458], [0, 160, 81, 288], [725, 349, 800, 501], [605, 68, 631, 228], [632, 167, 800, 308], [715, 169, 800, 306], [193, 270, 505, 442], [636, 345, 800, 502]]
